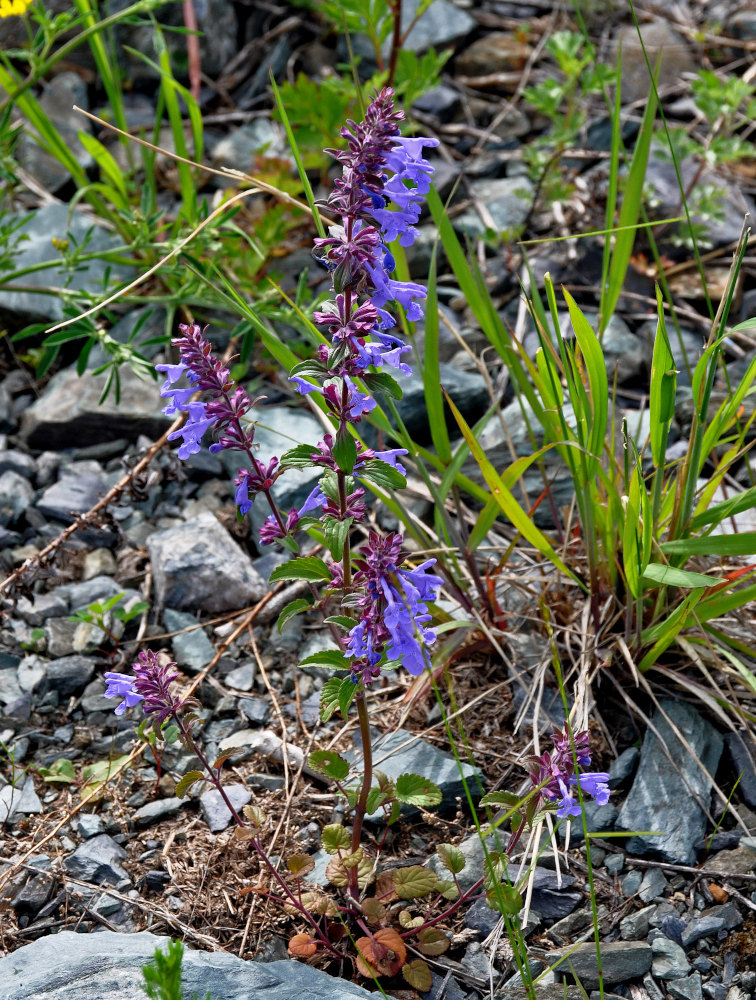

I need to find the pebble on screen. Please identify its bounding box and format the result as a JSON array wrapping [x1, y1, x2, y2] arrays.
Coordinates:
[[164, 608, 216, 673], [131, 798, 185, 828], [652, 936, 692, 979], [63, 834, 131, 888], [199, 784, 252, 833], [0, 470, 34, 526]]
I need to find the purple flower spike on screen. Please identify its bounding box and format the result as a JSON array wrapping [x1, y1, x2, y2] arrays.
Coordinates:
[[526, 726, 611, 819]]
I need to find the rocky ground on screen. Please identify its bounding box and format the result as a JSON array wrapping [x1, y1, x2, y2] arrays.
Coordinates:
[[1, 0, 756, 998]]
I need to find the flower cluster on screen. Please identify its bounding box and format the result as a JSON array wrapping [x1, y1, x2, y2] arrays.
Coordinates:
[[149, 89, 442, 685], [526, 725, 610, 819], [104, 651, 185, 723], [345, 532, 443, 683]]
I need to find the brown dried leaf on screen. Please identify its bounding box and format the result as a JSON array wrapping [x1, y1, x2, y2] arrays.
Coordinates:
[[361, 897, 387, 925], [287, 853, 315, 878], [375, 871, 399, 903], [288, 933, 318, 958], [355, 928, 407, 978]]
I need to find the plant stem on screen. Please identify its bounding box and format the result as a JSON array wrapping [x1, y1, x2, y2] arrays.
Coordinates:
[[348, 688, 373, 896]]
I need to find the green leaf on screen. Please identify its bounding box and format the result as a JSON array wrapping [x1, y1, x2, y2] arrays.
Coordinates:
[[361, 371, 403, 399], [320, 678, 342, 722], [649, 284, 677, 468], [365, 787, 392, 814], [269, 556, 331, 583], [162, 724, 179, 744], [174, 770, 204, 798], [277, 597, 313, 633], [479, 790, 522, 808], [392, 865, 439, 899], [323, 615, 356, 630], [300, 649, 350, 671], [358, 459, 407, 490], [333, 426, 357, 473], [308, 750, 350, 781], [436, 843, 466, 874], [280, 444, 318, 469], [338, 676, 357, 718], [417, 927, 450, 956], [661, 533, 756, 556], [486, 884, 523, 915], [641, 563, 725, 588], [40, 757, 76, 784], [395, 773, 443, 808], [402, 959, 432, 992], [324, 515, 353, 560], [321, 823, 351, 854]]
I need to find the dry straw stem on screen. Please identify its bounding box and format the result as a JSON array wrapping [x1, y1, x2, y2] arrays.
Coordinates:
[[44, 106, 335, 337]]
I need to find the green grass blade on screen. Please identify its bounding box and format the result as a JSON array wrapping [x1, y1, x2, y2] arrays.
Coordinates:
[[661, 534, 756, 556]]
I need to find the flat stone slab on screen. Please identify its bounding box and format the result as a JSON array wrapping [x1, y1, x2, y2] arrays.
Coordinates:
[[0, 930, 374, 1000]]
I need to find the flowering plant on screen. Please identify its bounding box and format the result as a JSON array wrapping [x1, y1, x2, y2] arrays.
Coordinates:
[[103, 89, 610, 986]]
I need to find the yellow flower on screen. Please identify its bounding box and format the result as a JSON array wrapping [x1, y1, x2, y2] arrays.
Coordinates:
[[0, 0, 32, 15]]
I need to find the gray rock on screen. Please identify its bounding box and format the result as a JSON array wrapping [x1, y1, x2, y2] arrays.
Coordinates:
[[247, 773, 285, 792], [18, 73, 93, 192], [73, 813, 105, 838], [604, 853, 624, 875], [44, 654, 97, 698], [58, 575, 121, 612], [680, 915, 725, 948], [659, 914, 686, 945], [15, 591, 68, 626], [390, 0, 474, 53], [620, 903, 657, 940], [17, 654, 46, 693], [36, 468, 108, 524], [412, 83, 461, 121], [82, 548, 118, 580], [559, 800, 618, 846], [22, 365, 168, 450], [148, 511, 266, 613], [609, 747, 639, 788], [0, 775, 42, 823], [225, 661, 256, 691], [549, 940, 652, 987], [639, 866, 668, 902], [164, 608, 216, 672], [0, 930, 376, 1000], [702, 900, 741, 930], [455, 177, 534, 237], [455, 32, 532, 77], [63, 833, 130, 888], [199, 783, 252, 832], [725, 732, 756, 807], [617, 699, 724, 864], [613, 21, 696, 104], [87, 306, 167, 369], [43, 618, 81, 658], [651, 936, 691, 979], [0, 665, 24, 707], [11, 872, 54, 918], [211, 120, 292, 174], [391, 362, 491, 447], [669, 974, 703, 1000], [465, 894, 503, 938], [704, 841, 756, 874], [0, 204, 133, 326], [0, 470, 33, 526], [131, 797, 185, 828], [351, 726, 479, 821], [0, 448, 36, 480], [240, 697, 270, 725]]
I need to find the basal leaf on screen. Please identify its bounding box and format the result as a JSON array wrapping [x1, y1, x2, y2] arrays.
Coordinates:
[[402, 959, 432, 992], [417, 927, 450, 956], [308, 749, 350, 781], [436, 842, 466, 874], [395, 772, 443, 808], [392, 865, 438, 899], [287, 853, 315, 877]]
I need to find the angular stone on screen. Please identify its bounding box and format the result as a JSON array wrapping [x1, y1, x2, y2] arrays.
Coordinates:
[[0, 204, 133, 326], [393, 0, 474, 53], [669, 974, 702, 1000], [0, 448, 36, 480], [680, 915, 725, 948], [36, 469, 108, 524], [22, 364, 168, 450], [199, 784, 252, 832], [163, 608, 216, 673], [704, 842, 756, 875], [609, 747, 639, 788], [225, 661, 256, 691], [148, 511, 266, 613], [15, 591, 68, 626], [652, 936, 691, 979], [455, 33, 532, 77], [613, 21, 695, 105], [0, 930, 376, 1000], [58, 575, 122, 612], [0, 775, 42, 823], [724, 732, 756, 807], [0, 470, 33, 526], [455, 177, 534, 237], [63, 833, 130, 887], [43, 618, 80, 658], [19, 73, 93, 192], [131, 797, 185, 828], [620, 904, 657, 940], [549, 941, 652, 988], [73, 813, 105, 839], [617, 699, 723, 864], [0, 665, 24, 707], [44, 655, 97, 698]]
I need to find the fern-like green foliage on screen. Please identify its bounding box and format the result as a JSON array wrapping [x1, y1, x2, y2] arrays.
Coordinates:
[[141, 939, 210, 1000]]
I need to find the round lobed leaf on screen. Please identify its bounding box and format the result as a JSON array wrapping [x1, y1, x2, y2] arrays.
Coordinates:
[[287, 853, 315, 878], [174, 770, 204, 799], [391, 865, 439, 900], [402, 959, 432, 992], [417, 927, 450, 956], [436, 842, 466, 874], [355, 928, 406, 978], [288, 933, 318, 958], [361, 897, 387, 925], [394, 772, 443, 808], [322, 823, 351, 854]]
